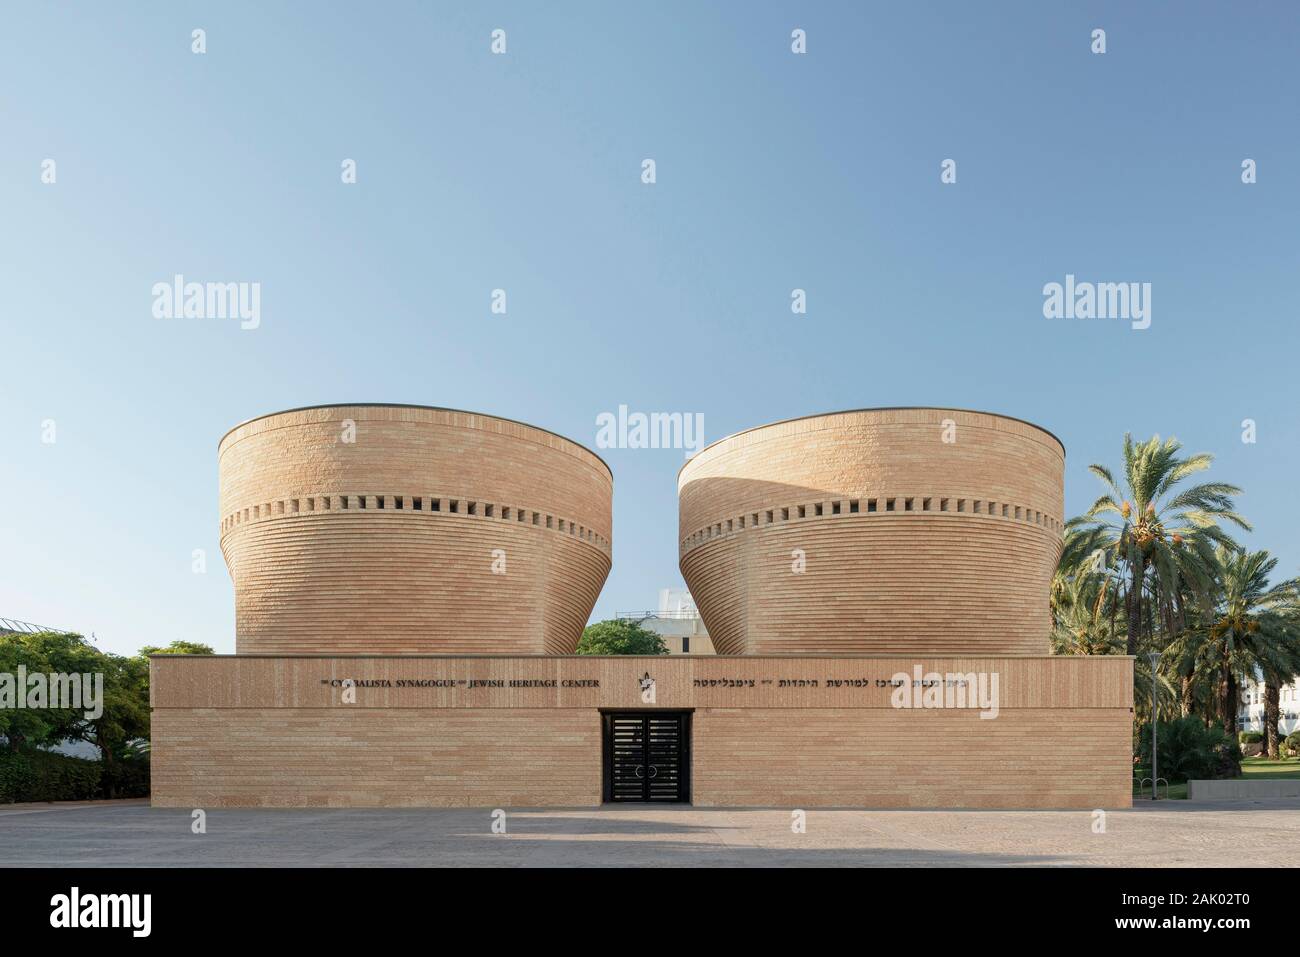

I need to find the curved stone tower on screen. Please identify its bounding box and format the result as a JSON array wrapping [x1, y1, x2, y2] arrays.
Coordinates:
[[677, 408, 1064, 656], [219, 404, 612, 655]]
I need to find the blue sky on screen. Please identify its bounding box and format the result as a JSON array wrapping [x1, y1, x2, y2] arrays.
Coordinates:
[[2, 2, 1298, 656]]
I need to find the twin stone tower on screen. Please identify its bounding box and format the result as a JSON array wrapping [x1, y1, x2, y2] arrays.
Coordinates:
[[218, 404, 1065, 657]]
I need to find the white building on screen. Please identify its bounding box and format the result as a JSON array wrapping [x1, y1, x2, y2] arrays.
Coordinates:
[[1237, 675, 1300, 737], [617, 589, 715, 655]]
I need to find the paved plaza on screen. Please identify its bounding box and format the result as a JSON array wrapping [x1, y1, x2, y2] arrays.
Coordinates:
[[2, 798, 1297, 867]]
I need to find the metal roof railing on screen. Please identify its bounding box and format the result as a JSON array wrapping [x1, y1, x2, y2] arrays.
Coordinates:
[[0, 617, 73, 635], [616, 610, 701, 621]]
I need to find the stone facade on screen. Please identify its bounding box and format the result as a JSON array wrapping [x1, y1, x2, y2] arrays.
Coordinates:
[[150, 655, 1133, 809], [678, 408, 1065, 656]]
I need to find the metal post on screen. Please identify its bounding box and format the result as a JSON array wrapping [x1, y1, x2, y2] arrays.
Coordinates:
[[1147, 651, 1160, 801]]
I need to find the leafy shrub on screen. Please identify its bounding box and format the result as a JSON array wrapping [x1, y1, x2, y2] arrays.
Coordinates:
[[1135, 717, 1242, 782], [1238, 731, 1263, 745], [0, 750, 102, 803], [101, 756, 150, 799], [0, 750, 150, 803], [575, 620, 669, 655], [1285, 731, 1300, 756], [1209, 732, 1244, 779]]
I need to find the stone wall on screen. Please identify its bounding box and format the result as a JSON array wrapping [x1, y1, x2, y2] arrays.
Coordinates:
[[150, 654, 1132, 809]]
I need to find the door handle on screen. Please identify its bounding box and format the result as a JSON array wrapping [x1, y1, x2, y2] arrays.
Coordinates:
[[648, 765, 658, 778], [634, 765, 644, 778]]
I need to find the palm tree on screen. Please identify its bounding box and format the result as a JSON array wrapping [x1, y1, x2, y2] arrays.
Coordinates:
[[1067, 434, 1249, 657], [1050, 569, 1120, 657], [1260, 661, 1291, 759], [1051, 525, 1112, 623], [1163, 597, 1218, 719], [1201, 547, 1300, 740], [1051, 532, 1178, 719]]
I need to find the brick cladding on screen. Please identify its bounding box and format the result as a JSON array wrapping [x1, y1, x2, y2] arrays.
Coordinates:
[[218, 405, 612, 655], [678, 409, 1065, 655]]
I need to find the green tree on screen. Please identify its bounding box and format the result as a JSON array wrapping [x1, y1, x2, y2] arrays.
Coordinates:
[[0, 631, 159, 798], [1198, 548, 1300, 740], [1068, 434, 1248, 657], [137, 640, 215, 656], [76, 653, 150, 796], [0, 631, 100, 752], [575, 620, 669, 656]]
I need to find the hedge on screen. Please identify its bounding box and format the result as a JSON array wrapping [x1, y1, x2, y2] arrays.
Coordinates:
[[101, 756, 150, 799], [0, 750, 149, 803]]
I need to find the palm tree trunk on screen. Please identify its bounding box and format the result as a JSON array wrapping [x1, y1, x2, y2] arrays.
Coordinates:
[[1180, 672, 1195, 718], [1264, 677, 1281, 759], [1109, 581, 1120, 648], [99, 734, 117, 799], [1126, 562, 1142, 657], [1220, 668, 1238, 735]]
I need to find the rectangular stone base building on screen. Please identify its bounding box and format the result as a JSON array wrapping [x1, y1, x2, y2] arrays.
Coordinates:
[[150, 654, 1133, 809]]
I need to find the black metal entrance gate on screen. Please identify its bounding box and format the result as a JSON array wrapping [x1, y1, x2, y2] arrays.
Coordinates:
[[601, 712, 691, 803]]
